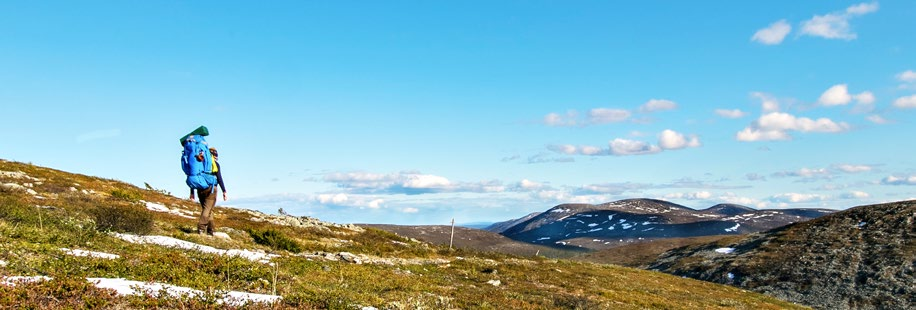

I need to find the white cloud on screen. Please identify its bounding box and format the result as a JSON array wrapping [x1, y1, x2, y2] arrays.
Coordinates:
[[401, 174, 451, 189], [834, 164, 873, 173], [718, 193, 767, 208], [548, 144, 578, 155], [846, 2, 880, 15], [882, 175, 916, 185], [897, 70, 916, 83], [314, 193, 385, 209], [402, 207, 419, 214], [323, 171, 514, 194], [544, 111, 579, 127], [801, 2, 878, 40], [639, 99, 678, 113], [517, 179, 545, 190], [317, 193, 349, 205], [579, 145, 604, 155], [535, 190, 610, 204], [818, 84, 853, 106], [609, 138, 662, 156], [854, 91, 875, 104], [736, 127, 791, 142], [665, 191, 713, 200], [841, 191, 870, 199], [865, 115, 891, 124], [715, 109, 747, 119], [770, 193, 828, 203], [588, 108, 632, 124], [752, 19, 792, 45], [366, 199, 385, 209], [736, 112, 850, 142], [76, 129, 122, 143], [752, 92, 780, 112], [776, 167, 832, 178], [547, 144, 606, 156], [658, 129, 701, 150], [818, 84, 874, 106], [549, 131, 699, 157], [893, 95, 916, 109]]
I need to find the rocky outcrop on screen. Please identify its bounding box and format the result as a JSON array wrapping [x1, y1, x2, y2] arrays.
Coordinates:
[[244, 209, 364, 233], [648, 200, 916, 310]]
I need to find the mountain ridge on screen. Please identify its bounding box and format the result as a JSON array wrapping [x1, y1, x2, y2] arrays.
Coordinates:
[[495, 198, 833, 249]]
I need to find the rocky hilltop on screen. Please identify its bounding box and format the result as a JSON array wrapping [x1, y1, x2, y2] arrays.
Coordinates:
[[648, 200, 915, 310], [497, 198, 833, 248]]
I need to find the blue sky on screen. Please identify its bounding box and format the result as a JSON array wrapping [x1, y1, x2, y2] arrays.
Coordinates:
[[2, 1, 915, 225]]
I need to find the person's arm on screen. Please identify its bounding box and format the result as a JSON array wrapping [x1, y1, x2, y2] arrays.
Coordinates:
[[216, 162, 227, 200], [189, 188, 195, 200]]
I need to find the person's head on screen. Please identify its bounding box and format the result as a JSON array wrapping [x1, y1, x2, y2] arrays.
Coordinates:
[[209, 147, 219, 160]]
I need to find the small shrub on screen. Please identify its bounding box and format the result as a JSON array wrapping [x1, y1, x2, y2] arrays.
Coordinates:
[[144, 182, 171, 196], [89, 204, 154, 235], [110, 189, 142, 202], [247, 228, 303, 253]]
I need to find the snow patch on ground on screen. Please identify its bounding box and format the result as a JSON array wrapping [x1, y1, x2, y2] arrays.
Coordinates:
[[715, 248, 736, 254], [142, 200, 196, 219], [113, 233, 278, 263], [89, 278, 281, 306], [1, 276, 52, 286], [724, 223, 741, 232], [550, 208, 570, 213], [537, 237, 551, 241], [0, 276, 280, 306], [61, 248, 120, 260]]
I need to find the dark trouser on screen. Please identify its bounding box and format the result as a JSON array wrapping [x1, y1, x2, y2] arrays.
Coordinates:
[[197, 186, 217, 234]]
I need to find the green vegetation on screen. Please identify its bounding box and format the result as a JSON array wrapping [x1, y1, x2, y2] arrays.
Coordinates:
[[0, 159, 808, 309], [88, 204, 154, 235], [247, 228, 303, 253], [110, 188, 143, 202]]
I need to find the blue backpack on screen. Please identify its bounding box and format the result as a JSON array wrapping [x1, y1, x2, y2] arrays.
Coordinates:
[[180, 127, 218, 190]]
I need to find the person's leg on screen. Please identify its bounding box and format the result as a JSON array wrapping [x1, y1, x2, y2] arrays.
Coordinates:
[[197, 187, 216, 234]]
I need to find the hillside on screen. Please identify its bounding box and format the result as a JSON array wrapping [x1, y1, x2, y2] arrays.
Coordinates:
[[499, 199, 833, 249], [572, 235, 731, 267], [0, 159, 807, 309], [648, 201, 915, 310]]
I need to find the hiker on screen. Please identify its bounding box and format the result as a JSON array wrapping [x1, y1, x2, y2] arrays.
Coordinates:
[[180, 126, 220, 235], [188, 147, 226, 235]]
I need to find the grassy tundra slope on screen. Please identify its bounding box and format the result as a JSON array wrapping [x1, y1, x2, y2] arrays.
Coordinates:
[[0, 159, 805, 309]]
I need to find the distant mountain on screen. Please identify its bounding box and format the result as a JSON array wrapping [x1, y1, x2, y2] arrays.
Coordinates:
[[648, 200, 915, 310], [484, 212, 541, 233], [498, 198, 833, 249], [456, 222, 495, 229]]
